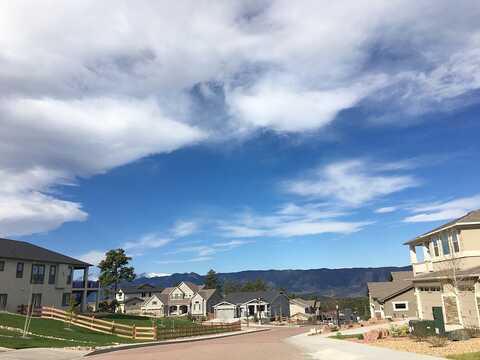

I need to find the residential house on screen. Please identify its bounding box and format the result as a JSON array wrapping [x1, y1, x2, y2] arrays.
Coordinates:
[[160, 281, 221, 317], [213, 291, 290, 321], [116, 283, 163, 313], [367, 271, 417, 319], [140, 294, 169, 316], [0, 238, 99, 313], [405, 210, 480, 328], [289, 298, 319, 319]]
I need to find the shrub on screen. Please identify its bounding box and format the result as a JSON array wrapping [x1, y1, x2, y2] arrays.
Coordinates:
[[427, 336, 448, 347], [465, 327, 480, 338], [447, 329, 471, 341], [390, 324, 410, 337]]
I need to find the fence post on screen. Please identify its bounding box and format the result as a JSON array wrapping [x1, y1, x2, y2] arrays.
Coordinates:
[[112, 320, 115, 335], [91, 314, 94, 329], [153, 323, 158, 341], [132, 324, 136, 340]]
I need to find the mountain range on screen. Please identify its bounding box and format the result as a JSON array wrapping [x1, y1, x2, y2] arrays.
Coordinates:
[[134, 265, 411, 298]]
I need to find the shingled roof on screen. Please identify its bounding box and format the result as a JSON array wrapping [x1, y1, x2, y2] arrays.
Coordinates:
[[0, 238, 91, 267], [224, 291, 285, 305], [367, 271, 413, 303], [405, 210, 480, 245]]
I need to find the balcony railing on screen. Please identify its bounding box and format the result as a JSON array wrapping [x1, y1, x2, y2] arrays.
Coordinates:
[[72, 280, 100, 289]]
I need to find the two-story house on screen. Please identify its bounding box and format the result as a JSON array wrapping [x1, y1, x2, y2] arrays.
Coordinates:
[[0, 238, 99, 313], [116, 283, 163, 313], [405, 210, 480, 329]]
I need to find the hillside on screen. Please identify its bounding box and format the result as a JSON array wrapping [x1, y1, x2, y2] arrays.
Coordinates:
[[133, 265, 411, 297]]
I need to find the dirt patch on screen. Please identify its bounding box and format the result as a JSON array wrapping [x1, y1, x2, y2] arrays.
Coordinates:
[[368, 337, 480, 358]]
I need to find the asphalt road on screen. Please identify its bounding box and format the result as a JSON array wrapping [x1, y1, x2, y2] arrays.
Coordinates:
[[90, 327, 307, 360]]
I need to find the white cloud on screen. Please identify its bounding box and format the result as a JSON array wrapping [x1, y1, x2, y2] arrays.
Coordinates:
[[1, 1, 480, 235], [404, 194, 480, 223], [144, 272, 171, 278], [156, 257, 212, 265], [219, 203, 371, 239], [171, 220, 198, 238], [285, 160, 419, 206], [123, 233, 173, 251], [375, 206, 397, 214], [167, 240, 252, 258], [78, 250, 105, 266]]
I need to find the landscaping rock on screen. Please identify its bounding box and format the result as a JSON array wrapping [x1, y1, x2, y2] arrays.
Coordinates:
[[363, 330, 380, 343]]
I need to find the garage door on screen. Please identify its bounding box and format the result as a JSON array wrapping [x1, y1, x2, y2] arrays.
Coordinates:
[[216, 308, 235, 320]]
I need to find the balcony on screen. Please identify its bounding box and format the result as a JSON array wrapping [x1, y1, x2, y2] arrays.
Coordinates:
[[72, 280, 100, 290]]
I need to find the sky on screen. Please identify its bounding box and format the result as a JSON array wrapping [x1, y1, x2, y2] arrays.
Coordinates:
[[1, 1, 480, 277]]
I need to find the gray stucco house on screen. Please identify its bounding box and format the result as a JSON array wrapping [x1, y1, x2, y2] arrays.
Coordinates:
[[367, 271, 417, 319], [213, 291, 290, 320]]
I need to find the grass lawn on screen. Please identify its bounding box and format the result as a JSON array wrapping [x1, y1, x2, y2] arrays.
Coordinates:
[[98, 314, 198, 329], [448, 352, 480, 360], [0, 313, 139, 349], [0, 328, 81, 349]]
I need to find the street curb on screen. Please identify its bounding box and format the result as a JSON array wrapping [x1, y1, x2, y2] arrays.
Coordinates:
[[84, 328, 270, 357]]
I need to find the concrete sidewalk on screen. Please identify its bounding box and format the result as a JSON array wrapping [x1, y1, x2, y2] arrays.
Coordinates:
[[0, 348, 87, 360], [286, 332, 443, 360]]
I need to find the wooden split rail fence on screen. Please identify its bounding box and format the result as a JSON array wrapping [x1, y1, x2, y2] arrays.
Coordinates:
[[41, 306, 241, 341]]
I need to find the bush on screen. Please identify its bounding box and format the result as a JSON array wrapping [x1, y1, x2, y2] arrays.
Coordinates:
[[390, 324, 410, 337], [465, 327, 480, 338], [427, 336, 448, 347], [409, 320, 436, 341], [447, 329, 471, 341]]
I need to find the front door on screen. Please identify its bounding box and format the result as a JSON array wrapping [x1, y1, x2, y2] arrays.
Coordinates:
[[432, 306, 445, 335], [0, 294, 7, 311]]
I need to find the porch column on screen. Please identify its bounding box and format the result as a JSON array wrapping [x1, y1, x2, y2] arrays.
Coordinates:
[[422, 242, 431, 261], [81, 267, 88, 312], [409, 245, 418, 264]]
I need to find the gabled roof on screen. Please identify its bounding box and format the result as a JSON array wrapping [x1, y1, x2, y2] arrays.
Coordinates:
[[124, 296, 144, 304], [367, 271, 413, 303], [0, 238, 91, 267], [290, 298, 317, 308], [224, 291, 285, 305], [198, 288, 217, 300], [119, 283, 163, 294], [180, 281, 204, 292], [404, 210, 480, 245], [142, 294, 168, 307]]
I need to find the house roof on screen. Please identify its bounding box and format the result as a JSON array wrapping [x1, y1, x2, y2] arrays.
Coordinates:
[[404, 210, 480, 245], [0, 238, 91, 267], [181, 281, 204, 292], [367, 271, 414, 303], [412, 265, 480, 281], [224, 291, 285, 305], [290, 298, 317, 308], [119, 283, 163, 294], [198, 288, 217, 300], [124, 296, 144, 304]]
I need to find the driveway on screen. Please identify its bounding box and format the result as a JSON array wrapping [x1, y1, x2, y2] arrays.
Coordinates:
[[89, 327, 307, 360], [287, 332, 444, 360]]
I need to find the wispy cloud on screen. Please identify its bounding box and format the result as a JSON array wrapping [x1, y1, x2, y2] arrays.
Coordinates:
[[219, 202, 372, 239], [78, 250, 105, 266], [156, 257, 212, 265], [123, 233, 173, 251], [171, 220, 198, 237], [375, 206, 397, 214], [284, 159, 420, 206], [167, 240, 252, 258], [403, 194, 480, 223]]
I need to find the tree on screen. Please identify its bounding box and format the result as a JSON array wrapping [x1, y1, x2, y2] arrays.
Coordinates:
[[242, 278, 269, 292], [204, 269, 220, 290], [223, 279, 242, 294], [98, 249, 135, 307]]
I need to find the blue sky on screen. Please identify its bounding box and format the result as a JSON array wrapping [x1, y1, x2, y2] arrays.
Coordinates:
[[1, 1, 480, 277]]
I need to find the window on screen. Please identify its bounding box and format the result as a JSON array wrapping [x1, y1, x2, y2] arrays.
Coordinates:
[[31, 264, 45, 284], [49, 265, 57, 284], [0, 261, 4, 271], [62, 293, 71, 307], [16, 262, 24, 278], [451, 231, 460, 253], [441, 233, 450, 255], [152, 301, 158, 305], [0, 294, 7, 311], [393, 302, 408, 311], [66, 267, 73, 285], [31, 293, 42, 309], [141, 292, 146, 297], [148, 292, 152, 297], [432, 239, 440, 257]]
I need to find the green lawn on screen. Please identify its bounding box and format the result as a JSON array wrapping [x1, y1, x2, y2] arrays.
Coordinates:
[[0, 313, 139, 349], [0, 327, 82, 349], [447, 352, 480, 360], [98, 314, 198, 329]]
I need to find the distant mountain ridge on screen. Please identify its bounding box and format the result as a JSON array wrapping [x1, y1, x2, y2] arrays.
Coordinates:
[[131, 266, 411, 298]]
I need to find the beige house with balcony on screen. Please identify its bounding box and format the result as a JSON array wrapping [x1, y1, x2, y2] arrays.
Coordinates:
[[0, 238, 99, 313], [405, 210, 480, 328]]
